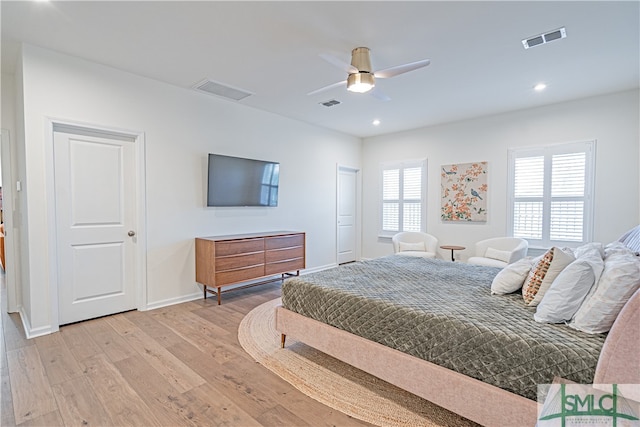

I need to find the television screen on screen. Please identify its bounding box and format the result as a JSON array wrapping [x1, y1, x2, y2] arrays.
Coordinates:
[[207, 154, 279, 207]]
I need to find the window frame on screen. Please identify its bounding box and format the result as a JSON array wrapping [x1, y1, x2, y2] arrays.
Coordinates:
[[379, 158, 427, 237], [507, 140, 596, 248]]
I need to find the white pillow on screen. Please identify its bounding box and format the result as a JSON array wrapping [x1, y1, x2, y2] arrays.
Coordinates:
[[534, 259, 596, 324], [484, 247, 512, 264], [522, 247, 575, 306], [399, 241, 426, 252], [491, 257, 535, 295], [574, 242, 604, 259], [570, 252, 640, 334], [581, 249, 608, 320], [604, 241, 636, 258], [575, 243, 605, 291]]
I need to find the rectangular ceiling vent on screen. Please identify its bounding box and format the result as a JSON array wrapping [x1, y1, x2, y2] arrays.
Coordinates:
[[522, 27, 566, 49], [193, 79, 253, 101], [320, 99, 341, 107]]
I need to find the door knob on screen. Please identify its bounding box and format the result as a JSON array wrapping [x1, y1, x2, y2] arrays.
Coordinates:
[[128, 230, 136, 237]]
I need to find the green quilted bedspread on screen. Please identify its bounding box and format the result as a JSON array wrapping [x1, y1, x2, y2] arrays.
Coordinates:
[[281, 255, 606, 401]]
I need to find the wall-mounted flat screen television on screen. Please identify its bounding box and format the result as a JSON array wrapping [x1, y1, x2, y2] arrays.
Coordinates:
[[207, 154, 279, 207]]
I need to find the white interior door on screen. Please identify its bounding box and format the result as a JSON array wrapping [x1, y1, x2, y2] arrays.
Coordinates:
[[337, 167, 357, 264], [54, 128, 137, 325]]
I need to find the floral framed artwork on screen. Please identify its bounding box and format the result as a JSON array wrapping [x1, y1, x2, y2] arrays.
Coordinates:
[[441, 161, 488, 222]]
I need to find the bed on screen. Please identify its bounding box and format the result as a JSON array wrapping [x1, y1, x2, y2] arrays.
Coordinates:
[[275, 238, 640, 426]]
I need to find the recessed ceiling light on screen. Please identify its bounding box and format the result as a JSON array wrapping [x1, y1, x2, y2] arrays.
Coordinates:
[[372, 119, 381, 126], [534, 83, 547, 92]]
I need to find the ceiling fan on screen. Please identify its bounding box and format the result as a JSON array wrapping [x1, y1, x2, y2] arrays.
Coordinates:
[[307, 47, 430, 101]]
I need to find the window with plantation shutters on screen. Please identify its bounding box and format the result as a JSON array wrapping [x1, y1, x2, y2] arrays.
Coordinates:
[[380, 160, 426, 236], [508, 141, 595, 247]]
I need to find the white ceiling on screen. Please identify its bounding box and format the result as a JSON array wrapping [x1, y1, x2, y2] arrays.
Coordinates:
[[2, 1, 638, 138]]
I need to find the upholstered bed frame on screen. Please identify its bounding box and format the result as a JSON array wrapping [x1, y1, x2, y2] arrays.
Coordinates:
[[275, 288, 640, 426]]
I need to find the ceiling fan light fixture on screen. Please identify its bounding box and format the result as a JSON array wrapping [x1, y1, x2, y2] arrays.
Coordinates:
[[347, 73, 375, 93], [309, 46, 429, 99]]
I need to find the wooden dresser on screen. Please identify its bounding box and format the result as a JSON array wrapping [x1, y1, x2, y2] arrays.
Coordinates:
[[195, 231, 305, 304]]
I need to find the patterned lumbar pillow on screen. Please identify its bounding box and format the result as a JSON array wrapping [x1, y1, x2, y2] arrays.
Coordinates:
[[522, 247, 575, 306]]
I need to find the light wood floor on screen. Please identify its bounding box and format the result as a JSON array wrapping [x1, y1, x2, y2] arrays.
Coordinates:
[[1, 276, 372, 426]]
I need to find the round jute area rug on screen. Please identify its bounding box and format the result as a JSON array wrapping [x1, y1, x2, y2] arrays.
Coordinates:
[[238, 298, 478, 427]]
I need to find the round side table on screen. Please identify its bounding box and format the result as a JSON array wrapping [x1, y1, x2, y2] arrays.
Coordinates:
[[440, 245, 465, 262]]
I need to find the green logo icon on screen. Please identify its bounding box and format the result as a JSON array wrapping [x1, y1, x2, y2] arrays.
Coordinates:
[[538, 384, 639, 426]]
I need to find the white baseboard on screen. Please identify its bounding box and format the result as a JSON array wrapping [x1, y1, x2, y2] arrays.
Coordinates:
[[143, 263, 339, 312], [300, 263, 337, 275], [144, 291, 202, 311], [19, 306, 54, 339]]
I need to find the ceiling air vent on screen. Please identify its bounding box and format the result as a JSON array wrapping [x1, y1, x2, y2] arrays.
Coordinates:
[[522, 27, 566, 49], [193, 79, 253, 101], [320, 99, 341, 107]]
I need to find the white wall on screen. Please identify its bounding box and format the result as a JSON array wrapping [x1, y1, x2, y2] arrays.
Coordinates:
[[361, 90, 640, 260], [1, 70, 25, 315], [17, 44, 361, 335], [1, 73, 16, 134]]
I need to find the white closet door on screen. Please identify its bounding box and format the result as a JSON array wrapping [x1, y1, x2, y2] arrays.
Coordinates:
[[54, 129, 137, 325], [337, 167, 357, 264]]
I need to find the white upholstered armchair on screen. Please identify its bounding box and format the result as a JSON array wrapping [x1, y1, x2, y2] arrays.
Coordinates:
[[467, 237, 528, 268], [392, 232, 439, 258]]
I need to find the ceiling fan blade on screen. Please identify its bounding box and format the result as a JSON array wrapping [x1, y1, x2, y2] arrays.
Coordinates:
[[370, 87, 391, 102], [306, 80, 347, 96], [319, 53, 359, 74], [374, 59, 431, 79]]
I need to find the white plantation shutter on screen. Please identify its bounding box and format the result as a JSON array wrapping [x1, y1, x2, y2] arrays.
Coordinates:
[[513, 156, 544, 239], [552, 153, 585, 197], [508, 141, 594, 247], [550, 152, 586, 241], [514, 157, 544, 198], [380, 160, 426, 235], [382, 169, 400, 231], [402, 167, 422, 231]]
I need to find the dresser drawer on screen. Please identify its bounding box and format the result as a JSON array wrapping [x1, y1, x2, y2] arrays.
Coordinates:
[[215, 252, 265, 272], [215, 238, 264, 256], [266, 247, 303, 263], [216, 265, 265, 286], [265, 234, 304, 250], [265, 258, 305, 275]]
